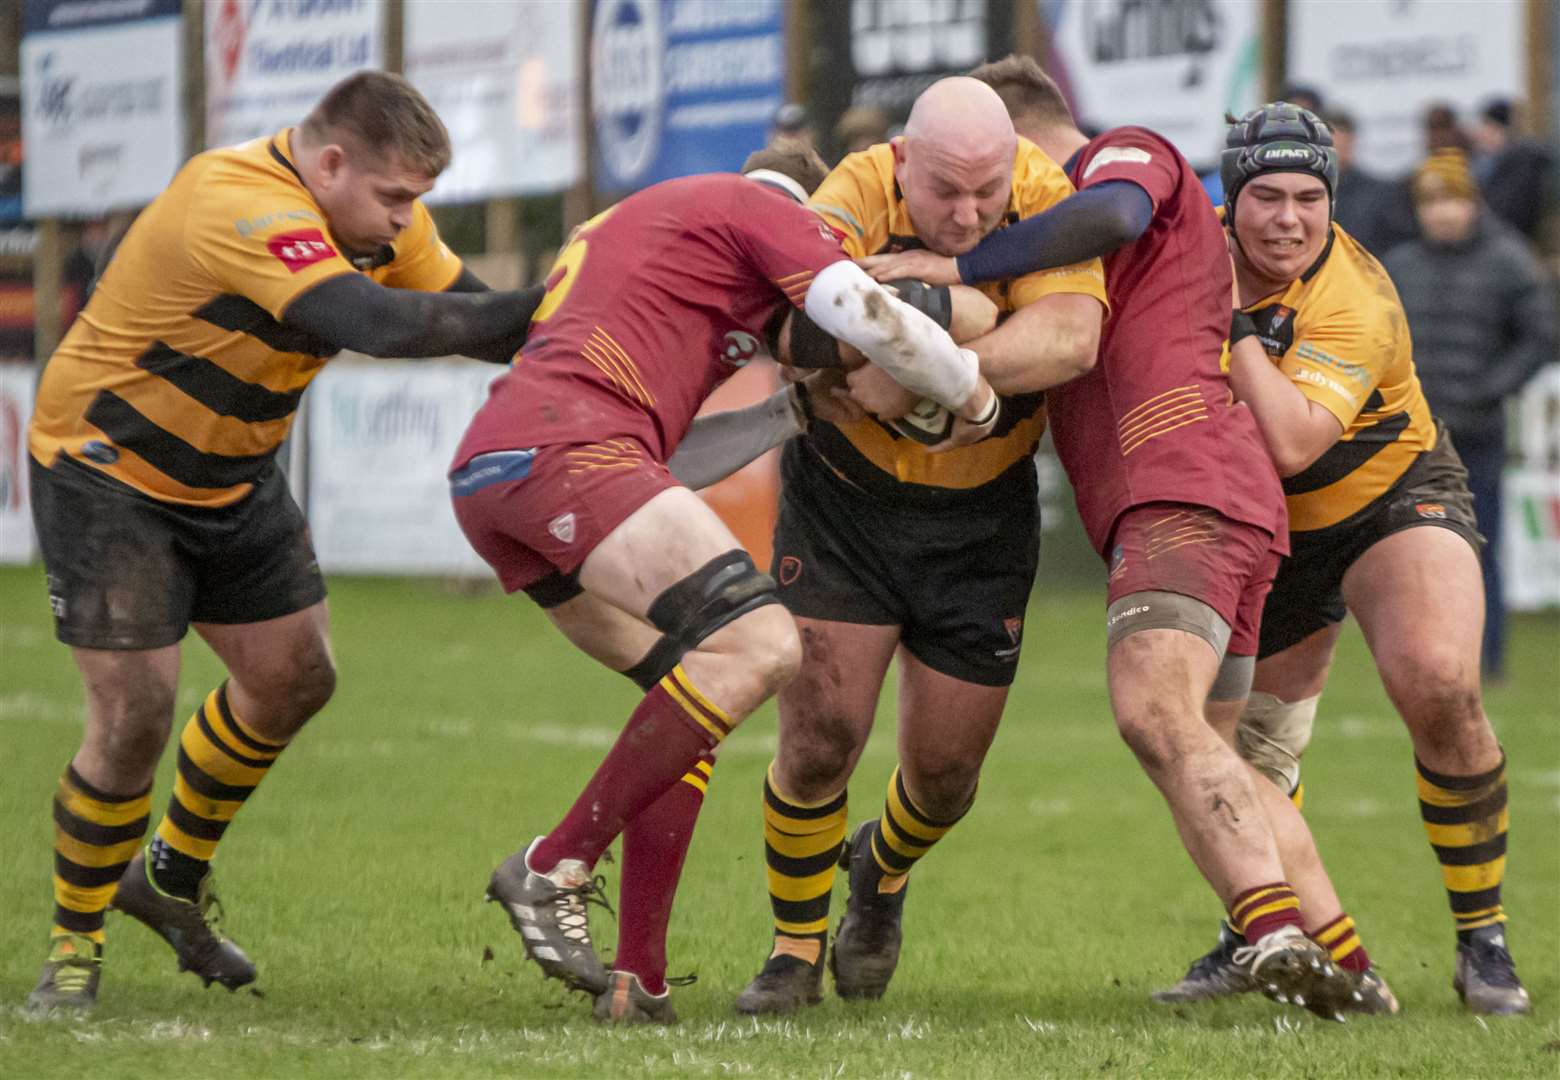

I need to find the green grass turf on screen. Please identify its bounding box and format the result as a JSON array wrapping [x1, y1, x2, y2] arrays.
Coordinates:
[[1, 565, 1556, 1078]]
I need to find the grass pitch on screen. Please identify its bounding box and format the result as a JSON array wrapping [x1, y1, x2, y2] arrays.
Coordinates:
[[1, 566, 1556, 1078]]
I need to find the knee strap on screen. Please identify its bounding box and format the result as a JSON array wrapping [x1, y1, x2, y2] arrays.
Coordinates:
[[1236, 692, 1319, 792], [625, 551, 779, 691]]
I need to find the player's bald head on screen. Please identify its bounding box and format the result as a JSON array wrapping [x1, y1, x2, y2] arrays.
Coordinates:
[[894, 77, 1017, 256], [903, 77, 1017, 168]]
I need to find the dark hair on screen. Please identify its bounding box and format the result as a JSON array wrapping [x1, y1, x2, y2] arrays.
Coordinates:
[[1481, 98, 1513, 128], [1321, 109, 1356, 135], [300, 71, 452, 177], [967, 54, 1075, 128], [742, 143, 830, 197], [1278, 84, 1325, 114]]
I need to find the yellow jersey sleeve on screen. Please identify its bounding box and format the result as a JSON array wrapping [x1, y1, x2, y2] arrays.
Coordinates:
[[185, 175, 357, 320], [1280, 298, 1388, 427], [1006, 146, 1109, 310], [376, 201, 463, 292], [808, 150, 888, 261]]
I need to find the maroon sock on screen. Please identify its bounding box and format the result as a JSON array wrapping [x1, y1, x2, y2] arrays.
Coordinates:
[[531, 673, 728, 874], [613, 754, 714, 995]]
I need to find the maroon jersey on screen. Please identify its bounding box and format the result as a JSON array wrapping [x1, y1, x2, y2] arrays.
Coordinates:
[[1051, 126, 1288, 555], [455, 174, 847, 468]]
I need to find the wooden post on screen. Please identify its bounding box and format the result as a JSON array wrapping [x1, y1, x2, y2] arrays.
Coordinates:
[[1529, 0, 1553, 138], [182, 0, 205, 155], [385, 0, 404, 74], [1262, 0, 1286, 101], [565, 0, 594, 232], [32, 221, 64, 366]]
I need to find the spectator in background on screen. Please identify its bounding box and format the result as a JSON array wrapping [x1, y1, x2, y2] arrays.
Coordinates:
[[1279, 84, 1324, 115], [1381, 150, 1557, 680], [833, 105, 891, 158], [1424, 103, 1472, 156], [1325, 110, 1416, 255], [770, 102, 817, 154], [1470, 98, 1556, 244]]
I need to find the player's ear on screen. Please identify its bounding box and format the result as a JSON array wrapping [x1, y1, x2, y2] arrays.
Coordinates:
[[316, 144, 348, 187]]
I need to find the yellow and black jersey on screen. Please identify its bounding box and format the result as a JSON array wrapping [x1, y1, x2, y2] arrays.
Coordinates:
[[1241, 224, 1435, 533], [806, 139, 1108, 502], [29, 128, 461, 508]]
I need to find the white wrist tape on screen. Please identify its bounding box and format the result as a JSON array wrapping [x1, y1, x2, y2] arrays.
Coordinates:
[[803, 260, 978, 411]]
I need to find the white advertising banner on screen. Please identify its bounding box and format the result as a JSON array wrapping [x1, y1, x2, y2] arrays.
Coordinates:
[[0, 364, 36, 564], [206, 0, 384, 149], [1504, 364, 1560, 611], [307, 361, 496, 575], [20, 0, 184, 217], [1043, 0, 1262, 167], [404, 0, 582, 201], [1287, 0, 1525, 176]]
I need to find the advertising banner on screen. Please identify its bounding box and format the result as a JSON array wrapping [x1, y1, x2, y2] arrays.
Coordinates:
[[592, 0, 786, 194], [0, 363, 36, 563], [20, 0, 183, 217], [807, 0, 1012, 159], [1043, 0, 1262, 168], [1287, 0, 1525, 176], [1505, 364, 1560, 611], [404, 0, 582, 202], [206, 0, 383, 149], [306, 360, 496, 575]]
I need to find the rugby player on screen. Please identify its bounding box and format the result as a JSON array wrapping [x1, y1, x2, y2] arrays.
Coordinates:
[[25, 72, 549, 1013], [450, 151, 1001, 1025], [1158, 103, 1530, 1016], [864, 59, 1375, 1017], [733, 76, 1111, 1016]]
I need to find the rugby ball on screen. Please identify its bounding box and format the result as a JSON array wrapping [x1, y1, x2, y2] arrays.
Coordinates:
[[889, 398, 954, 445]]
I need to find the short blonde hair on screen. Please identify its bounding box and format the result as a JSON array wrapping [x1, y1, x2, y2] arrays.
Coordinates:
[[300, 71, 451, 177]]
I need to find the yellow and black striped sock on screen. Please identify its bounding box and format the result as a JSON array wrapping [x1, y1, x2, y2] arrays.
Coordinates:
[[1417, 754, 1509, 941], [862, 767, 970, 893], [763, 764, 847, 966], [150, 684, 286, 900], [51, 764, 152, 943]]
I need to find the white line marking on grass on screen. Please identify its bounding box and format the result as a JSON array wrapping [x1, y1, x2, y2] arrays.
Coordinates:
[[1335, 715, 1398, 738], [1019, 1016, 1059, 1034], [0, 693, 72, 721], [1027, 798, 1073, 817]]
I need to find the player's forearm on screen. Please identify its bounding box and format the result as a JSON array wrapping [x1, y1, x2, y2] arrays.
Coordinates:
[[284, 275, 545, 361], [956, 182, 1154, 285], [803, 261, 982, 415], [965, 294, 1102, 395], [1226, 338, 1338, 476], [666, 386, 803, 491]]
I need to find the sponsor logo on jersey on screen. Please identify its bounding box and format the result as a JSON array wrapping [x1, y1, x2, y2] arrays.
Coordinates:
[[778, 555, 802, 585], [1082, 145, 1152, 179], [1109, 544, 1127, 579], [1251, 303, 1296, 357], [80, 440, 119, 465], [1295, 342, 1368, 381], [1291, 366, 1356, 403], [266, 229, 337, 273], [1415, 502, 1447, 519], [548, 512, 577, 544]]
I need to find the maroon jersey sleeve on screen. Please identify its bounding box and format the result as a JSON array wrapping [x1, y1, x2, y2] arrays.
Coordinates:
[[1074, 127, 1181, 212], [723, 180, 850, 309]]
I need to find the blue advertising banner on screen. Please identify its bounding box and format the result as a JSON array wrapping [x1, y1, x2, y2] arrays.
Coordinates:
[[591, 0, 786, 195], [24, 0, 181, 35]]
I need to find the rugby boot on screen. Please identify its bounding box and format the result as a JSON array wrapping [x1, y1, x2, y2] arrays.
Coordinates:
[[1151, 922, 1254, 1003], [1232, 924, 1357, 1021], [829, 822, 906, 1000], [1454, 930, 1531, 1015], [593, 970, 679, 1025], [1341, 967, 1401, 1016], [486, 837, 610, 995], [25, 934, 102, 1013], [735, 950, 825, 1015], [112, 850, 256, 990]]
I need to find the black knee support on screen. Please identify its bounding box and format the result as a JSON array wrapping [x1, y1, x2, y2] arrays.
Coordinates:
[[623, 550, 779, 691]]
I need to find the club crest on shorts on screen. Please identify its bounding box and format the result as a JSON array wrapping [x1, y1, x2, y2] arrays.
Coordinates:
[[778, 555, 802, 585], [1415, 502, 1447, 520], [548, 512, 577, 543], [1109, 544, 1127, 579], [1003, 617, 1023, 646], [721, 330, 760, 368]]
